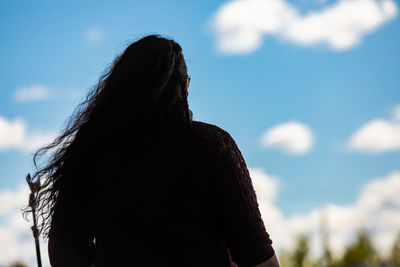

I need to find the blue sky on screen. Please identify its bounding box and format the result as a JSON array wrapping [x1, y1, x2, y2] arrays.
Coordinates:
[[0, 0, 400, 265]]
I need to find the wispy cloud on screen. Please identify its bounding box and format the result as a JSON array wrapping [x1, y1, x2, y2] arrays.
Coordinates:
[[0, 116, 56, 153], [85, 27, 104, 43], [347, 104, 400, 153], [13, 85, 51, 103], [260, 121, 314, 155], [13, 84, 85, 104], [210, 0, 398, 54]]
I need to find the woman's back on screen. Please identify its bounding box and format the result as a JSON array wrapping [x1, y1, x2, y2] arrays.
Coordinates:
[[53, 120, 274, 266]]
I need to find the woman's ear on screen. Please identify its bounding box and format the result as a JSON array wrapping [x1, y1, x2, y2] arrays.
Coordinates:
[[185, 75, 190, 97], [189, 109, 193, 120]]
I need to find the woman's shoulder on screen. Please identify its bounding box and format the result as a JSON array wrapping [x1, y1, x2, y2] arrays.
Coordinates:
[[191, 120, 236, 149]]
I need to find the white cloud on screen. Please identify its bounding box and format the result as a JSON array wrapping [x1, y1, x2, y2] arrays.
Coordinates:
[[14, 85, 51, 102], [211, 0, 297, 54], [284, 0, 398, 50], [210, 0, 398, 54], [260, 121, 314, 155], [250, 168, 280, 203], [348, 105, 400, 153], [0, 116, 56, 153], [85, 27, 104, 43], [249, 168, 400, 257], [0, 117, 25, 150]]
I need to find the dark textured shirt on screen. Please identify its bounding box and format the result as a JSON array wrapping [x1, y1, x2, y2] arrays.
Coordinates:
[[50, 120, 274, 267]]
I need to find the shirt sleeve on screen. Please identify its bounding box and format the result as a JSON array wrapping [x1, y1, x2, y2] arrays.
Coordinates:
[[213, 131, 275, 267]]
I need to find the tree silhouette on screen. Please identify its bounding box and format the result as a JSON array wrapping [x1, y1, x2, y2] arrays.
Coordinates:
[[390, 231, 400, 267], [279, 234, 315, 267], [338, 230, 379, 267], [292, 234, 310, 267], [318, 244, 335, 267], [278, 229, 399, 267]]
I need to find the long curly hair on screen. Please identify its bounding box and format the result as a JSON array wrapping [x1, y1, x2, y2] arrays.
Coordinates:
[[23, 34, 192, 237]]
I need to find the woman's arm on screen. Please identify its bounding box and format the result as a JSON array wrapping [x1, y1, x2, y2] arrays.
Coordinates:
[[213, 129, 277, 267]]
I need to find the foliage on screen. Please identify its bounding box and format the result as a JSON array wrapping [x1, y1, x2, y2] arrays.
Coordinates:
[[318, 245, 335, 267], [337, 230, 380, 267], [279, 234, 316, 267], [277, 230, 400, 267], [292, 234, 311, 267], [391, 232, 400, 266]]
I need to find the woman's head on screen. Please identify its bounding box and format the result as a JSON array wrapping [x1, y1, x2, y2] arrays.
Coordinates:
[[24, 34, 191, 236], [92, 34, 191, 131]]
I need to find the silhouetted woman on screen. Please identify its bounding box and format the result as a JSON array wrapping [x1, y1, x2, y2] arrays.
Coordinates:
[[26, 35, 279, 267]]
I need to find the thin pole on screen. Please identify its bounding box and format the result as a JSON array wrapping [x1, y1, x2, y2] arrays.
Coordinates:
[[26, 174, 42, 267]]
